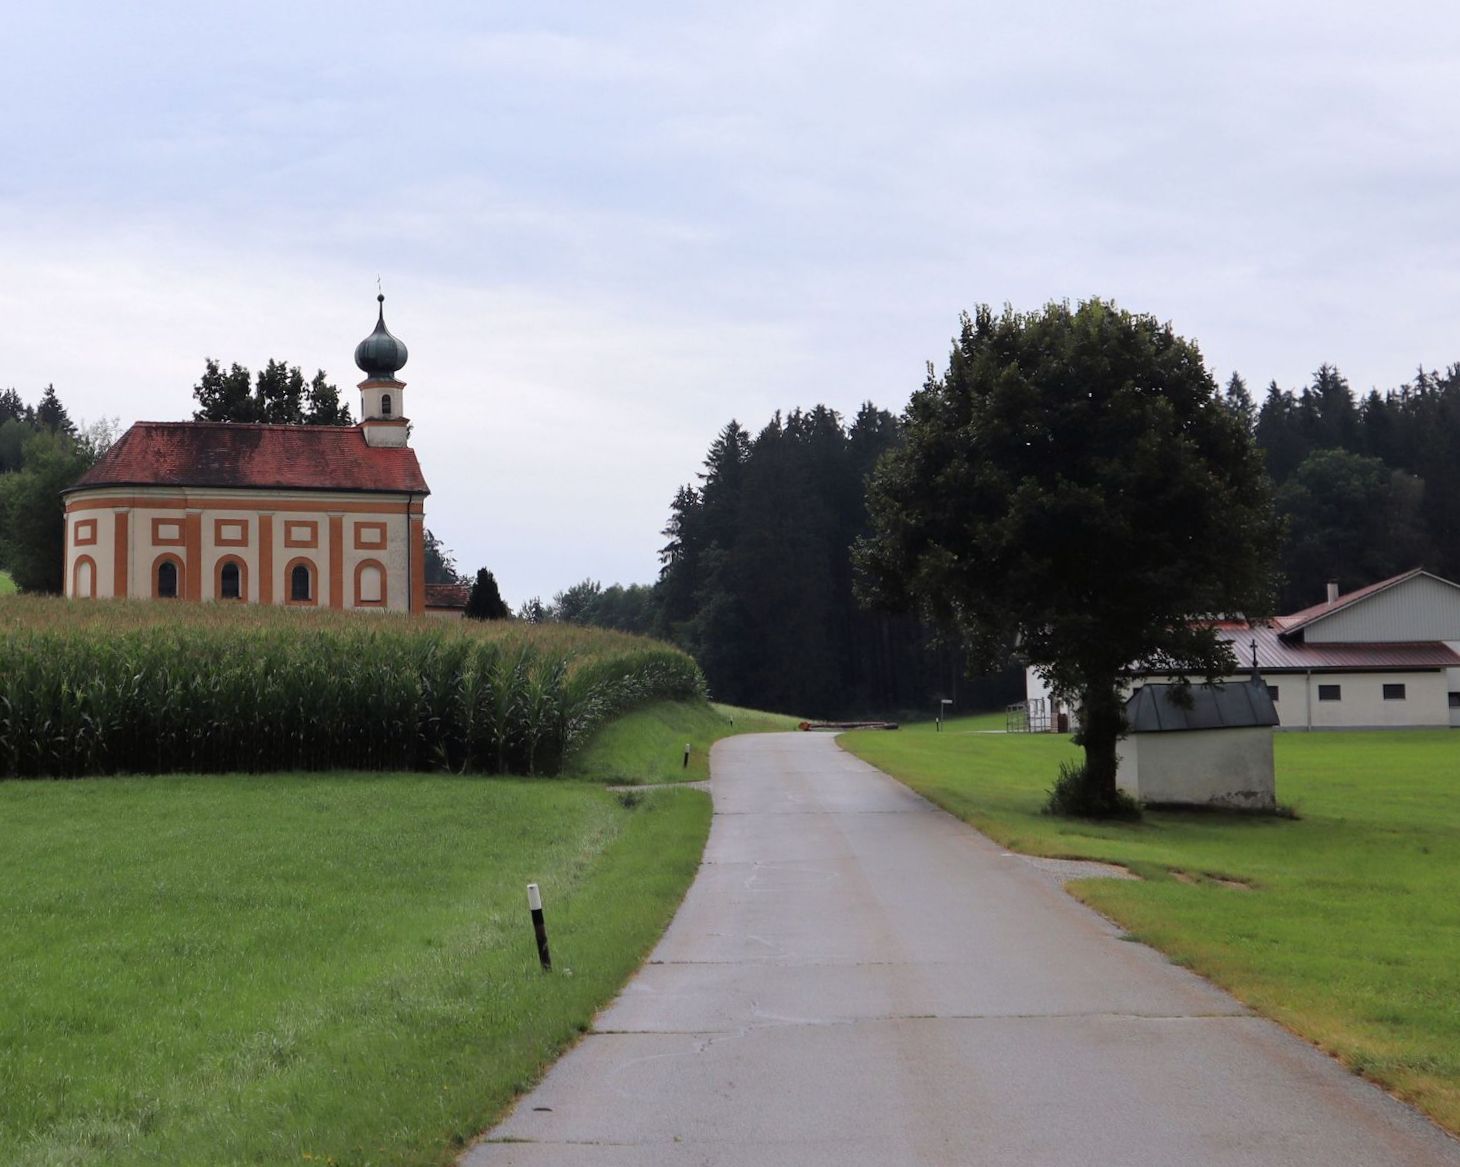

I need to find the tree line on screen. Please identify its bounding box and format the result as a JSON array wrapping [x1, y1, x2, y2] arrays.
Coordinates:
[[531, 404, 1020, 719], [537, 351, 1460, 722], [192, 359, 353, 425], [1239, 362, 1460, 609], [0, 386, 113, 592]]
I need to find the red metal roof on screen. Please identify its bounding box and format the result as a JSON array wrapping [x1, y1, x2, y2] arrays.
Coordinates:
[[1215, 624, 1460, 673], [70, 422, 429, 495]]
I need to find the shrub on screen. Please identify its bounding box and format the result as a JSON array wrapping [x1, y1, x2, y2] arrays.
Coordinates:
[[1043, 759, 1142, 820]]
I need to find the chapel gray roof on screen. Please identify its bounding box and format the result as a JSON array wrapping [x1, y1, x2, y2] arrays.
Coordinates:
[[1125, 680, 1279, 733]]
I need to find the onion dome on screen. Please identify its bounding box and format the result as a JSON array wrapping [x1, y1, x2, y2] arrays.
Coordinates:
[[354, 293, 409, 381]]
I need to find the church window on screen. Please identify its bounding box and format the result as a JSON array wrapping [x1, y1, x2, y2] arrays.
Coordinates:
[[74, 556, 96, 599], [381, 393, 393, 417], [220, 561, 241, 600], [291, 563, 312, 602], [357, 562, 384, 605], [158, 561, 179, 599]]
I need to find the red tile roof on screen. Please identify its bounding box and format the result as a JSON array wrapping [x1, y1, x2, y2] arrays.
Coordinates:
[[425, 583, 469, 610], [69, 422, 429, 495]]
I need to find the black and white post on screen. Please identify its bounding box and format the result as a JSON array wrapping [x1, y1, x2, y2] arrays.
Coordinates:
[[682, 742, 691, 769], [526, 882, 552, 971]]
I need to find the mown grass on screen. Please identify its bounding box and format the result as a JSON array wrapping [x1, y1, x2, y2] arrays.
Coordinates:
[[0, 772, 710, 1166], [0, 570, 15, 596], [564, 700, 803, 784], [841, 719, 1460, 1134], [0, 596, 702, 778]]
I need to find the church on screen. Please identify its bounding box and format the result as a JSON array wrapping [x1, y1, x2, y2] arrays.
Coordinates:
[[62, 297, 432, 613]]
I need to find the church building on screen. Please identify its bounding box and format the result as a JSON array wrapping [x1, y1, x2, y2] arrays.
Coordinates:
[[62, 296, 431, 613]]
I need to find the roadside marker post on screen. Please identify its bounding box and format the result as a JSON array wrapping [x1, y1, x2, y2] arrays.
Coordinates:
[[526, 883, 552, 971], [683, 742, 691, 769]]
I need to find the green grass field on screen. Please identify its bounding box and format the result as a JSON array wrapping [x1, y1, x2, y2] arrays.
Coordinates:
[[0, 694, 786, 1165], [842, 719, 1460, 1134], [0, 569, 16, 595], [564, 700, 802, 784], [0, 775, 708, 1167]]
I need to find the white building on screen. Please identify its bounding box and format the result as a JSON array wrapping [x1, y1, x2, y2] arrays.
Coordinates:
[[1025, 569, 1460, 731]]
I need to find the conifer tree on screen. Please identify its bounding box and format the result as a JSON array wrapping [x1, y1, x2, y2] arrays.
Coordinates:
[[34, 384, 76, 436], [465, 568, 510, 620]]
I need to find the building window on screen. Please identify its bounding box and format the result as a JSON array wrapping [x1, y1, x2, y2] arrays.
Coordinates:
[[291, 563, 312, 602], [220, 562, 242, 600], [381, 393, 393, 417], [1267, 685, 1279, 702], [1318, 684, 1341, 702], [355, 560, 386, 606], [1449, 692, 1460, 709], [1382, 683, 1407, 701], [158, 561, 179, 599], [73, 555, 97, 599]]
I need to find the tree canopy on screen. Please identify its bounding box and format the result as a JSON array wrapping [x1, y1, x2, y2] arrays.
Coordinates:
[[1251, 362, 1460, 608], [652, 403, 998, 717], [465, 567, 511, 620], [423, 530, 466, 586], [192, 359, 352, 425], [857, 300, 1279, 804], [0, 385, 112, 592]]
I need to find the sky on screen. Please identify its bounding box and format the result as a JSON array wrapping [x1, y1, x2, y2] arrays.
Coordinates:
[[5, 1, 1459, 606]]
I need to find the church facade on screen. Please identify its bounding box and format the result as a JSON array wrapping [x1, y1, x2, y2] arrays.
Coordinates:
[[62, 297, 432, 613]]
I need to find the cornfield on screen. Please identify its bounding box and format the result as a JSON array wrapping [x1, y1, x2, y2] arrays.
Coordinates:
[[0, 597, 705, 778]]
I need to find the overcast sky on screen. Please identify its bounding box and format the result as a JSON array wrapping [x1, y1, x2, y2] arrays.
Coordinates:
[[5, 2, 1459, 605]]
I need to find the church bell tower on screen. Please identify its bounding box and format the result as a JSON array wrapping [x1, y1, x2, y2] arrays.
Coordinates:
[[354, 293, 410, 448]]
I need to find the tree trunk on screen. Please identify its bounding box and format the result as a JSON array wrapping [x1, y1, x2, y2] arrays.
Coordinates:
[[1079, 681, 1124, 800]]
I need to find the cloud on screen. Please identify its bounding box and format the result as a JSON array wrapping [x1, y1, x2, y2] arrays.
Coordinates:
[[7, 0, 1460, 601]]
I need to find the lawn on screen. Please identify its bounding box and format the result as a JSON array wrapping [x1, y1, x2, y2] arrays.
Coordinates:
[[842, 719, 1460, 1135], [0, 569, 15, 595], [0, 772, 710, 1166], [563, 700, 802, 784]]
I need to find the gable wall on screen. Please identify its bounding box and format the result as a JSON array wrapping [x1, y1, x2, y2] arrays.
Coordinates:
[[1304, 575, 1460, 643]]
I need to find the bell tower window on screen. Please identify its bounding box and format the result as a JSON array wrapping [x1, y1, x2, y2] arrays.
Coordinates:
[[381, 393, 393, 417]]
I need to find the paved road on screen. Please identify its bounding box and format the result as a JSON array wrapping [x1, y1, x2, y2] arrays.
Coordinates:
[[464, 732, 1460, 1166]]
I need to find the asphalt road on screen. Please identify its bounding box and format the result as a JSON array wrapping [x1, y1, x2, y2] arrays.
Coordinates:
[[464, 732, 1460, 1166]]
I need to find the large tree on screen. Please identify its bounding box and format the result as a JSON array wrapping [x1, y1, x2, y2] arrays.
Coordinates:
[[857, 300, 1279, 806], [1274, 449, 1427, 608]]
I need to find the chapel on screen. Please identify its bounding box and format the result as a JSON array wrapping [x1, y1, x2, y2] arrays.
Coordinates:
[[62, 296, 431, 612]]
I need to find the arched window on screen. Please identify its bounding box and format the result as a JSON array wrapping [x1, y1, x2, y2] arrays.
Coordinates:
[[283, 557, 317, 606], [381, 393, 393, 417], [158, 560, 179, 599], [220, 561, 241, 600]]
